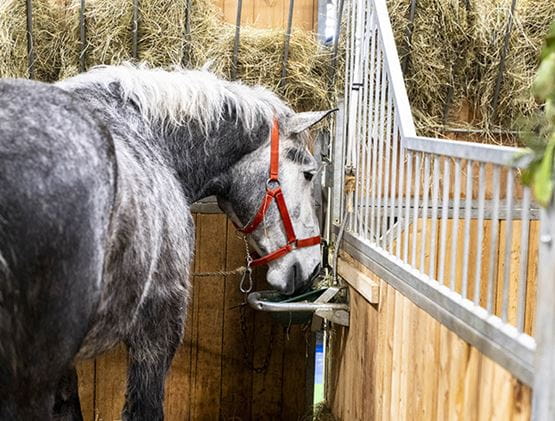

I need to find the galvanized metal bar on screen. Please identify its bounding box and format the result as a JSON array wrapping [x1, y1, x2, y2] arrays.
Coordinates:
[[369, 45, 383, 239], [404, 135, 522, 168], [438, 158, 451, 284], [532, 201, 555, 418], [474, 164, 487, 305], [329, 0, 346, 86], [231, 0, 243, 80], [332, 102, 346, 224], [491, 0, 518, 121], [461, 161, 473, 299], [375, 54, 388, 244], [132, 0, 139, 60], [449, 159, 462, 290], [501, 170, 514, 323], [363, 24, 378, 239], [336, 228, 535, 386], [395, 145, 406, 258], [487, 166, 502, 313], [25, 0, 35, 79], [280, 0, 295, 88], [420, 154, 431, 273], [373, 0, 416, 138], [79, 0, 86, 72], [401, 0, 417, 73], [388, 117, 400, 254], [411, 153, 422, 267], [381, 80, 393, 248], [429, 156, 440, 279], [517, 187, 531, 332], [403, 151, 413, 262]]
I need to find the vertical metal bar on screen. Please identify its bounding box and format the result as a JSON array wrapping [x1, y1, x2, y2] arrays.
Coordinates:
[[532, 201, 555, 420], [491, 0, 518, 121], [369, 44, 382, 241], [438, 158, 451, 284], [375, 59, 387, 244], [401, 0, 417, 73], [517, 187, 531, 332], [388, 118, 399, 254], [487, 166, 502, 314], [411, 154, 422, 267], [449, 159, 462, 291], [501, 170, 514, 323], [132, 0, 139, 60], [280, 0, 295, 89], [381, 80, 393, 249], [25, 0, 35, 79], [461, 161, 473, 299], [182, 0, 192, 65], [474, 164, 486, 305], [231, 0, 244, 80], [429, 156, 440, 279], [363, 22, 377, 238], [395, 143, 406, 259], [403, 152, 413, 263], [329, 0, 346, 87], [419, 154, 431, 273], [79, 0, 86, 72]]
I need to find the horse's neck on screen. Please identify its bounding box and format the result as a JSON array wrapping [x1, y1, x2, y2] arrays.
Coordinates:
[[161, 116, 269, 202]]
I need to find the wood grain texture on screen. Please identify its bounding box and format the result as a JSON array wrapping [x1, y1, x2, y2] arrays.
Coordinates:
[[80, 212, 313, 420], [327, 268, 533, 421]]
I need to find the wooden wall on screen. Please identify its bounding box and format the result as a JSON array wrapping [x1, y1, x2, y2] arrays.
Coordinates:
[[327, 253, 533, 421], [214, 0, 318, 30], [77, 213, 314, 421]]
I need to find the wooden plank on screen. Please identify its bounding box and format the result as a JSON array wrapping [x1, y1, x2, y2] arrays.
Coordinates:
[[189, 213, 227, 420], [292, 0, 314, 30], [94, 345, 127, 421], [222, 0, 255, 26], [220, 220, 253, 420], [76, 360, 95, 421], [337, 257, 380, 304], [253, 0, 286, 28], [525, 220, 539, 336], [281, 325, 310, 420]]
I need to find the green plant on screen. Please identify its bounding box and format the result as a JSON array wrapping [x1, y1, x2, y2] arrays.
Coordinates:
[[520, 21, 555, 207]]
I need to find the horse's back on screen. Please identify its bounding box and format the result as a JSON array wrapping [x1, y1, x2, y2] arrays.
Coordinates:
[[0, 79, 116, 417]]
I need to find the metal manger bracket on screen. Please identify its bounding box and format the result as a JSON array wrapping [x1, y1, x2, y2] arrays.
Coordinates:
[[247, 288, 350, 326]]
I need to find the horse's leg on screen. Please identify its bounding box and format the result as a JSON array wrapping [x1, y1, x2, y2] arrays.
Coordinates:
[[121, 293, 186, 421], [52, 366, 83, 421]]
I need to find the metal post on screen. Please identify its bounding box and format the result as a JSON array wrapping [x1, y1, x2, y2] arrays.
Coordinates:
[[79, 0, 86, 72], [132, 0, 140, 60], [280, 0, 295, 89], [231, 0, 243, 80], [532, 199, 555, 420], [25, 0, 34, 79], [401, 0, 417, 73], [182, 0, 192, 66]]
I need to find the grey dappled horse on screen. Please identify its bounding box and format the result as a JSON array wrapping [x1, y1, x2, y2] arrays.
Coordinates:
[[0, 64, 332, 420]]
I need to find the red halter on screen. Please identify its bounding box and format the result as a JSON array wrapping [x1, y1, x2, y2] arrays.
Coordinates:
[[236, 118, 321, 267]]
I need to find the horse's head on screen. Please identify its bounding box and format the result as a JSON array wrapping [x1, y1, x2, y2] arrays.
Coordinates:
[[218, 110, 334, 295]]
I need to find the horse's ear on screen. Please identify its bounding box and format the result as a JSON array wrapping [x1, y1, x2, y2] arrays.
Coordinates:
[[283, 109, 338, 135]]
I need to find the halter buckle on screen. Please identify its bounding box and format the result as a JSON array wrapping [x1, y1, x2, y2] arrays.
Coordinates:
[[265, 178, 281, 191]]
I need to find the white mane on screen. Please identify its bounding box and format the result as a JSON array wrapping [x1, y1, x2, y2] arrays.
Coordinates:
[[57, 63, 292, 135]]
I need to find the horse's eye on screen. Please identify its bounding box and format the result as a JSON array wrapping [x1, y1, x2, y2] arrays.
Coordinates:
[[303, 171, 314, 182]]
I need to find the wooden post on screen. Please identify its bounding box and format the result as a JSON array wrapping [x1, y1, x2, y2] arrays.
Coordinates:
[[532, 199, 555, 420]]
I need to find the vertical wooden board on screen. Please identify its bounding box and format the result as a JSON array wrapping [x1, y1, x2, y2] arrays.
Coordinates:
[[222, 0, 255, 25], [375, 281, 392, 420], [253, 0, 286, 28], [436, 324, 450, 421], [477, 354, 495, 421], [164, 214, 197, 421], [292, 0, 315, 30], [76, 360, 95, 421], [94, 345, 127, 421], [281, 325, 310, 420], [490, 363, 513, 421], [525, 220, 539, 336], [220, 220, 253, 420], [190, 213, 227, 421], [421, 311, 440, 421], [510, 379, 532, 421], [461, 347, 481, 421], [389, 289, 404, 421], [495, 220, 521, 323], [251, 311, 285, 420]]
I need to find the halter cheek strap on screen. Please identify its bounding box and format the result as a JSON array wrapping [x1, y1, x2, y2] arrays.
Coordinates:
[[236, 118, 321, 267]]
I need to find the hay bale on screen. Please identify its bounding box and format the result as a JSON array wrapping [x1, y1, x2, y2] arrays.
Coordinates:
[[0, 0, 29, 79], [205, 25, 334, 112]]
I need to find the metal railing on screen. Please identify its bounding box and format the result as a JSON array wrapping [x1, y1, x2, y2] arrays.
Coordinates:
[[331, 0, 546, 392]]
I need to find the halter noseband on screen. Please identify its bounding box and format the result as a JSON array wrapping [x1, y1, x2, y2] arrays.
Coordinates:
[[236, 118, 321, 267]]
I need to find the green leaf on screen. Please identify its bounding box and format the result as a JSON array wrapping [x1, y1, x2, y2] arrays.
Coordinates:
[[532, 135, 555, 207]]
